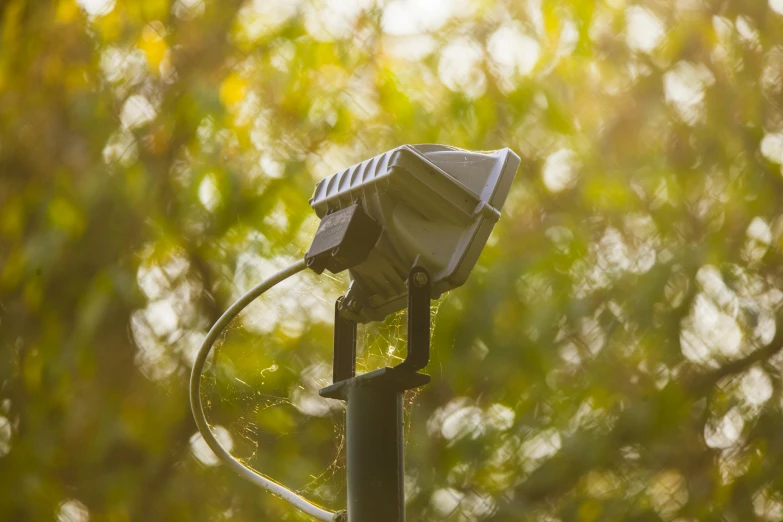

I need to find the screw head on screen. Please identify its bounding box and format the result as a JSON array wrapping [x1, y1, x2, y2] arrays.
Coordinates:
[[412, 271, 429, 287]]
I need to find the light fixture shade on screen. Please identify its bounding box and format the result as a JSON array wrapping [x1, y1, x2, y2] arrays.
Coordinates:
[[310, 144, 520, 323]]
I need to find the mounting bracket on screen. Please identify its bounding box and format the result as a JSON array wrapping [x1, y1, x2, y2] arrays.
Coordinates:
[[321, 265, 432, 397]]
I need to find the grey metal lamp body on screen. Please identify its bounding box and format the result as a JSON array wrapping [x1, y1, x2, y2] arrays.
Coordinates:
[[309, 144, 520, 323]]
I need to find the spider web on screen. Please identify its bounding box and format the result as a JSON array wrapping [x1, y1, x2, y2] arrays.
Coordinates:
[[199, 251, 440, 507]]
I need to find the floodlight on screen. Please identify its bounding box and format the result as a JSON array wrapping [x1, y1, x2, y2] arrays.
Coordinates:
[[305, 144, 521, 323], [190, 144, 520, 522]]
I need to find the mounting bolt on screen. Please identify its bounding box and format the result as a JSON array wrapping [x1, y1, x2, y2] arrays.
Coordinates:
[[412, 271, 429, 287], [346, 299, 361, 312]]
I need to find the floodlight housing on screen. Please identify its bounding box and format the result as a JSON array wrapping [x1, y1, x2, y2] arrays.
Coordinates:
[[306, 144, 520, 323]]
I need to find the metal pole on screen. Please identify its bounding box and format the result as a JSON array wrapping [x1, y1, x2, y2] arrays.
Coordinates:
[[345, 386, 405, 522], [320, 267, 432, 522]]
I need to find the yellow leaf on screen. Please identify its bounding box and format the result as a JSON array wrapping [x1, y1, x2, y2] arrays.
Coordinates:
[[56, 0, 80, 23], [95, 7, 124, 41], [142, 0, 169, 20], [220, 73, 247, 107], [138, 23, 168, 73], [543, 5, 561, 44]]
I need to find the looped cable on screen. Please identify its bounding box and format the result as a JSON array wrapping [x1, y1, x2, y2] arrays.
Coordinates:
[[189, 259, 342, 521]]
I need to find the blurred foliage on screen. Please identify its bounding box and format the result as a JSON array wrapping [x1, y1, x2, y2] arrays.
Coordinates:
[[4, 0, 783, 520]]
